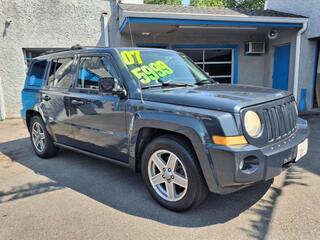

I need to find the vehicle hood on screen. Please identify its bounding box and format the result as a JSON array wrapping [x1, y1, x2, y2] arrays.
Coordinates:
[[141, 84, 291, 112]]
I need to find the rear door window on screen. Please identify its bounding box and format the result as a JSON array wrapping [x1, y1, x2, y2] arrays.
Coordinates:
[[26, 60, 48, 86], [48, 58, 74, 88]]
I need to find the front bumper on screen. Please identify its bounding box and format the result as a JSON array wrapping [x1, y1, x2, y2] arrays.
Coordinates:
[[207, 118, 309, 194]]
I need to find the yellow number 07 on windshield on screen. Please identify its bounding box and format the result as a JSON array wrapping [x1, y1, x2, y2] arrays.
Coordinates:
[[121, 50, 143, 65]]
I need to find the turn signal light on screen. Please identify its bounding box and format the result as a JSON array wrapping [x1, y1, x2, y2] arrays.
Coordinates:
[[213, 135, 248, 146]]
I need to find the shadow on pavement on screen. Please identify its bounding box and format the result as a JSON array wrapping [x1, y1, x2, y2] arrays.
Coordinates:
[[236, 114, 317, 239], [0, 137, 271, 228], [298, 115, 320, 176], [239, 167, 308, 240], [0, 182, 63, 203]]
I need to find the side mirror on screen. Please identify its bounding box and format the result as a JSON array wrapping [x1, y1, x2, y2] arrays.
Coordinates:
[[99, 77, 127, 97]]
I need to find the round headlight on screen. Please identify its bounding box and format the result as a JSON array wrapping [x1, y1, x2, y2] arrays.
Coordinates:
[[244, 111, 262, 138]]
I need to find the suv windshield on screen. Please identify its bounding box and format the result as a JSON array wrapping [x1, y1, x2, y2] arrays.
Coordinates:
[[119, 49, 212, 89]]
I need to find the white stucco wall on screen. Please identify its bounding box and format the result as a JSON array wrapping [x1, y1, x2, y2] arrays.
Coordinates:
[[0, 0, 118, 118], [0, 75, 4, 120]]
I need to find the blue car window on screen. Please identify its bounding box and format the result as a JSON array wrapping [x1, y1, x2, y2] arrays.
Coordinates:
[[27, 60, 47, 87]]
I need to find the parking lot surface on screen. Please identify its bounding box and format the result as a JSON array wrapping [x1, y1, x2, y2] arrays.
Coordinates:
[[0, 116, 319, 240]]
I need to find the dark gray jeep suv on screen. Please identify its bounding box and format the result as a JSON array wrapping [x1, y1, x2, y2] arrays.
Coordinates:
[[21, 47, 309, 211]]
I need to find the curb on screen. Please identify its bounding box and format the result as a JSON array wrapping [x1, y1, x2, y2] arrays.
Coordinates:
[[299, 111, 320, 117]]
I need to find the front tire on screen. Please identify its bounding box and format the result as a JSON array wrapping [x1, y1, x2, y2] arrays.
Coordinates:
[[29, 115, 58, 158], [141, 135, 208, 211]]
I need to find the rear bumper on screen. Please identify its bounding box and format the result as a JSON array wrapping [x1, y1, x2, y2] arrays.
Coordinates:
[[207, 118, 309, 194]]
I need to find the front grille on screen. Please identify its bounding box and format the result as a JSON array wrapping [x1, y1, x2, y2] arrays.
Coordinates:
[[261, 99, 297, 142]]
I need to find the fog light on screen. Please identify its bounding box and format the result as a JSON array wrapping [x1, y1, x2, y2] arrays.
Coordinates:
[[239, 159, 244, 170], [239, 156, 259, 174]]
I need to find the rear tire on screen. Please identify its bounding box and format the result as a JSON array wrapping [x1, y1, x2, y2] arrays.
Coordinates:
[[29, 115, 58, 158], [141, 134, 208, 211]]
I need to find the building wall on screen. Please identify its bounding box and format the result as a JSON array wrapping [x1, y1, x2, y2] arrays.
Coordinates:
[[263, 29, 297, 90], [122, 29, 299, 89], [0, 0, 307, 119], [0, 0, 119, 119], [266, 0, 318, 108], [265, 31, 316, 108], [266, 0, 320, 39], [0, 75, 4, 120], [298, 36, 317, 108]]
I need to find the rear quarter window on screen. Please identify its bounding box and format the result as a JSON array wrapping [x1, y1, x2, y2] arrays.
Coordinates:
[[26, 60, 48, 87]]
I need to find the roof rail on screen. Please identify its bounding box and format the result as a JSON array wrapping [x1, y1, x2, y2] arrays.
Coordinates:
[[40, 45, 107, 56], [41, 44, 84, 55], [71, 44, 83, 50]]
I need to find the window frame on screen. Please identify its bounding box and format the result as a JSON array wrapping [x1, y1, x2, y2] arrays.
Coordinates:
[[174, 47, 235, 84], [71, 53, 124, 96], [45, 56, 76, 90]]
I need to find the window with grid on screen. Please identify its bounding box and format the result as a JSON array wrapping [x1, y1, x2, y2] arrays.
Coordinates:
[[23, 48, 65, 67], [175, 48, 233, 84]]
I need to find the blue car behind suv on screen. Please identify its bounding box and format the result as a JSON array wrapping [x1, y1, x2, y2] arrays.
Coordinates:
[[21, 46, 309, 211]]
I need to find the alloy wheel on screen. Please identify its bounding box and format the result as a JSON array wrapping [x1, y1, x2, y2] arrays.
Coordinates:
[[31, 122, 46, 153], [148, 149, 188, 202]]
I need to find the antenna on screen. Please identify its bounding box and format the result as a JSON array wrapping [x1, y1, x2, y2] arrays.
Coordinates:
[[137, 75, 145, 104], [126, 22, 143, 102]]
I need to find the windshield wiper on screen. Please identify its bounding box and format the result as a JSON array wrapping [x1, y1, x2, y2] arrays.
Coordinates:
[[141, 80, 194, 90], [195, 79, 216, 86], [161, 82, 194, 87]]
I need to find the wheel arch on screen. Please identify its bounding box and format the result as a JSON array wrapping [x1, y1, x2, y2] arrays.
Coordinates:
[[26, 110, 40, 130], [25, 104, 56, 141], [128, 111, 220, 192]]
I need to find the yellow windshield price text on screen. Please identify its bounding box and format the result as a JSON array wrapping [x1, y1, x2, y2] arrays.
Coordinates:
[[121, 50, 143, 65], [131, 60, 174, 84]]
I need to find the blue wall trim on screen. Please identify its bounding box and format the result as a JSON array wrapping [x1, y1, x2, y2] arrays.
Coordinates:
[[172, 44, 239, 84], [120, 17, 303, 33], [311, 41, 320, 108], [233, 46, 239, 84], [119, 17, 129, 33]]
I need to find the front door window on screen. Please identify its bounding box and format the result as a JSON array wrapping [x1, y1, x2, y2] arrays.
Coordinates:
[[77, 56, 118, 91]]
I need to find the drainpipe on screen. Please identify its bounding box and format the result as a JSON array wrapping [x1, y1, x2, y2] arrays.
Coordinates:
[[102, 12, 110, 47], [293, 22, 308, 100]]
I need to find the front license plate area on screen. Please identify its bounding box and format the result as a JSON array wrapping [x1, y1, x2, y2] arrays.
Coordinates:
[[296, 138, 308, 162]]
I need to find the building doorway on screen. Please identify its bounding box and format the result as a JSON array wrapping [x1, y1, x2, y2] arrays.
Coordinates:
[[272, 44, 291, 90]]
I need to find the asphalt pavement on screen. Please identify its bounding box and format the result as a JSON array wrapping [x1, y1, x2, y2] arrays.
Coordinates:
[[0, 116, 319, 240]]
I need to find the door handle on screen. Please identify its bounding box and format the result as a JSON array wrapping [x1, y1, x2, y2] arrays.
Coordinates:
[[71, 99, 85, 106], [43, 95, 51, 101]]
